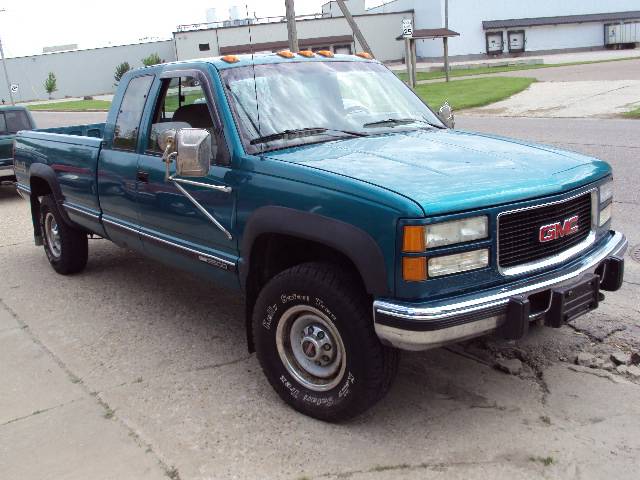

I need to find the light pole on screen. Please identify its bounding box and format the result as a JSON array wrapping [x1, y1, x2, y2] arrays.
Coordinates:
[[284, 0, 299, 52], [443, 0, 449, 82], [0, 9, 14, 105]]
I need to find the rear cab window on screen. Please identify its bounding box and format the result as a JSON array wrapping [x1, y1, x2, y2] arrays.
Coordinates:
[[0, 110, 32, 134], [113, 76, 154, 150]]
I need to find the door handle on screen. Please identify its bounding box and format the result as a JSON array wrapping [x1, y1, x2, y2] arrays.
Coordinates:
[[136, 170, 149, 183]]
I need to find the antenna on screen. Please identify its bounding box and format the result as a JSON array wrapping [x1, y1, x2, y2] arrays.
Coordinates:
[[246, 3, 262, 152]]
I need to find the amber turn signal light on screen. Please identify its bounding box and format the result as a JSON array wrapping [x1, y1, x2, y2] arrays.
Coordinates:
[[221, 55, 239, 63], [316, 50, 334, 57], [403, 257, 427, 282], [277, 50, 296, 58], [356, 52, 373, 59], [298, 50, 315, 57], [402, 225, 425, 252]]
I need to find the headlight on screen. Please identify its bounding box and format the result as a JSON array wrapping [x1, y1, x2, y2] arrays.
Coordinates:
[[428, 249, 489, 277], [599, 180, 613, 205], [424, 216, 488, 249], [599, 203, 612, 226]]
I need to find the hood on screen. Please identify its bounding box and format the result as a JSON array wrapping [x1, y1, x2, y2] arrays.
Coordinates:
[[266, 129, 610, 216]]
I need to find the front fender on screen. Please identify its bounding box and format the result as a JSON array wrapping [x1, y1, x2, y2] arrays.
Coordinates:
[[239, 206, 390, 297]]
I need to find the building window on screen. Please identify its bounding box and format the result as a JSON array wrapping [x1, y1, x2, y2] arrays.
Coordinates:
[[333, 44, 352, 55], [199, 43, 210, 52]]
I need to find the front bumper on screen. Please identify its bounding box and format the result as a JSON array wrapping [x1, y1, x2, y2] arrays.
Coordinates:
[[374, 230, 627, 351]]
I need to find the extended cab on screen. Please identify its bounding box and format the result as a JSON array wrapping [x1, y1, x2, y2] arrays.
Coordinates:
[[1, 106, 35, 181], [14, 53, 627, 421]]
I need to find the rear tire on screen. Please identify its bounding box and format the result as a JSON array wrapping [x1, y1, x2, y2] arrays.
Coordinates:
[[39, 195, 88, 275], [252, 262, 399, 421]]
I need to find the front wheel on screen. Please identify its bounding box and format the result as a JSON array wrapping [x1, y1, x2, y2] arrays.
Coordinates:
[[39, 195, 88, 275], [252, 262, 399, 421]]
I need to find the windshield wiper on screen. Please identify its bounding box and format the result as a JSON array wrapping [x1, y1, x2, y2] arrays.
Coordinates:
[[362, 117, 442, 129], [250, 127, 367, 145]]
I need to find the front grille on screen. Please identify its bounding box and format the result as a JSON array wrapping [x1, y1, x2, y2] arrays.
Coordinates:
[[498, 193, 592, 269]]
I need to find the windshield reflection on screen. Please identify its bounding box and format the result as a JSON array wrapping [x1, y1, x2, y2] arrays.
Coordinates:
[[221, 60, 443, 153]]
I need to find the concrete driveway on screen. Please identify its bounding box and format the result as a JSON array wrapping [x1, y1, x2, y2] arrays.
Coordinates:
[[464, 58, 640, 118], [1, 116, 640, 480]]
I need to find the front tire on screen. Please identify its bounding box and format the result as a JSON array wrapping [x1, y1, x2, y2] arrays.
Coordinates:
[[252, 262, 398, 421], [39, 195, 88, 275]]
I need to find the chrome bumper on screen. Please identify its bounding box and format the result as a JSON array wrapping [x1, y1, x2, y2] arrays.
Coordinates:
[[374, 231, 627, 351]]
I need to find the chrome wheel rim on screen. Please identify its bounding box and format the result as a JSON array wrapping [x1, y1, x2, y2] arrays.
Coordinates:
[[276, 304, 346, 392], [44, 212, 62, 258]]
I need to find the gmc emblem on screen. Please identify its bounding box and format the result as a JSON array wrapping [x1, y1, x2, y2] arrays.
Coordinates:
[[539, 215, 579, 243]]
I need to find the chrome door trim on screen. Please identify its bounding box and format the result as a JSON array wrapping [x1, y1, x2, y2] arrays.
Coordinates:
[[171, 180, 233, 240], [102, 217, 236, 271], [63, 202, 100, 220]]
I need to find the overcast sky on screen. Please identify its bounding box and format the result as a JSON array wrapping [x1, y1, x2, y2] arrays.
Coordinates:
[[0, 0, 386, 58]]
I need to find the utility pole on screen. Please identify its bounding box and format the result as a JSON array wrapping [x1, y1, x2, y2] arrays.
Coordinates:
[[335, 0, 374, 57], [284, 0, 299, 52], [443, 0, 450, 82], [0, 9, 14, 105]]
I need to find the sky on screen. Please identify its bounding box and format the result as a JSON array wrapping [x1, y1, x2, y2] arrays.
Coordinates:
[[0, 0, 387, 58]]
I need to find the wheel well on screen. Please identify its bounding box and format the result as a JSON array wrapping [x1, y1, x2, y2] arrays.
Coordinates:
[[30, 176, 53, 197], [244, 233, 369, 352], [28, 176, 54, 243]]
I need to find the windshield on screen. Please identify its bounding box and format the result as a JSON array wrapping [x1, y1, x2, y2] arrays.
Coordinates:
[[220, 60, 444, 153]]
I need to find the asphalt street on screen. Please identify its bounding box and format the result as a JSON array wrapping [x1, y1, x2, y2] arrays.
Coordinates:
[[462, 58, 640, 118], [1, 113, 639, 479]]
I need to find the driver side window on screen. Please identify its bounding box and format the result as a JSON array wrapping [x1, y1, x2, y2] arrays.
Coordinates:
[[147, 76, 219, 161]]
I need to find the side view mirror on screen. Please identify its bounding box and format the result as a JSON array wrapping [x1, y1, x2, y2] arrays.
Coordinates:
[[159, 128, 211, 179], [437, 101, 455, 129]]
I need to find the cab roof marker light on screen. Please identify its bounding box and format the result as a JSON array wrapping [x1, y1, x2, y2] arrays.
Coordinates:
[[221, 55, 239, 63], [317, 50, 334, 57], [277, 50, 296, 58], [298, 50, 315, 57], [356, 52, 373, 59]]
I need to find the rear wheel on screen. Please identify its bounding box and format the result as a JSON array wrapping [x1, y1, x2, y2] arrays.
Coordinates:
[[39, 195, 88, 274], [252, 262, 399, 421]]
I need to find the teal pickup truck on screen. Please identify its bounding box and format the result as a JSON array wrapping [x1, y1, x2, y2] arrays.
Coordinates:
[[14, 53, 627, 421], [0, 106, 35, 180]]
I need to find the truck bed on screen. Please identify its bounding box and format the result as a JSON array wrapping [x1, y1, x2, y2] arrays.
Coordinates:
[[14, 124, 105, 219]]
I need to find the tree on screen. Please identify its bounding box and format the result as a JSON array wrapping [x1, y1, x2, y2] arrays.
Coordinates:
[[44, 72, 58, 99], [141, 53, 162, 67], [114, 62, 131, 85]]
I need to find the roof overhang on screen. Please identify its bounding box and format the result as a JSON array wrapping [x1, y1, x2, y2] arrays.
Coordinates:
[[483, 10, 640, 30], [395, 28, 460, 41]]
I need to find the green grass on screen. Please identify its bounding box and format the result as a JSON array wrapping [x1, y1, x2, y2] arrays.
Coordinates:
[[28, 99, 112, 112], [624, 106, 640, 118], [415, 76, 536, 111], [396, 55, 640, 82]]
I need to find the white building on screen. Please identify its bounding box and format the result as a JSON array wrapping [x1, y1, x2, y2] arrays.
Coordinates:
[[174, 0, 640, 62], [2, 0, 639, 102], [370, 0, 640, 60]]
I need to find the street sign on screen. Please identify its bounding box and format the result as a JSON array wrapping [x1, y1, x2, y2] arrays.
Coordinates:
[[10, 83, 18, 93], [402, 18, 413, 38]]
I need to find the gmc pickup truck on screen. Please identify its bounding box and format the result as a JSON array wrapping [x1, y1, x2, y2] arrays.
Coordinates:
[[14, 52, 627, 421]]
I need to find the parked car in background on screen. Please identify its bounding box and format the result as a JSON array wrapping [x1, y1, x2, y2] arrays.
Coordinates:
[[0, 106, 36, 182]]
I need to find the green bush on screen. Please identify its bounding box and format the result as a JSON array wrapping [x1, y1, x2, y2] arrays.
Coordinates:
[[44, 72, 58, 99], [114, 62, 131, 85]]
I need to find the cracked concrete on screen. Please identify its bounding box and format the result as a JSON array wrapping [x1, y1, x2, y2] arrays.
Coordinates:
[[1, 113, 640, 479]]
